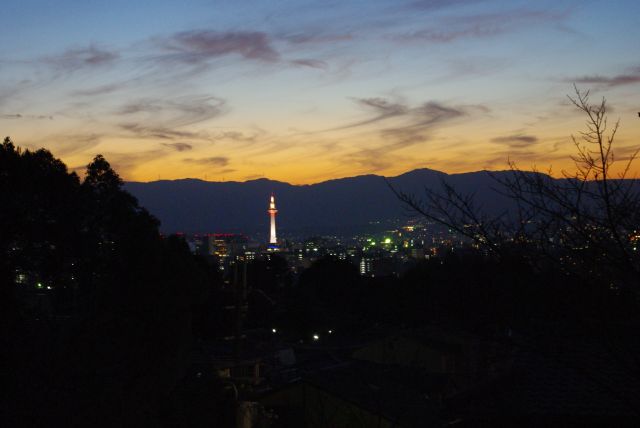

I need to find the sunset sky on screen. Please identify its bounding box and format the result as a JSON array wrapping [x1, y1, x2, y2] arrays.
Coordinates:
[[2, 0, 639, 184]]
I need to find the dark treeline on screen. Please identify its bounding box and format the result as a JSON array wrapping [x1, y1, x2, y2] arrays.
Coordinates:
[[257, 250, 638, 340], [0, 138, 222, 426]]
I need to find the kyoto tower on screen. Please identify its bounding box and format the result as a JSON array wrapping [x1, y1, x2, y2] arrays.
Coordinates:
[[268, 194, 278, 247]]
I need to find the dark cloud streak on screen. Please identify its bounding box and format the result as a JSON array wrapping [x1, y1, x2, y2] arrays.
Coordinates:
[[117, 96, 227, 127], [161, 142, 193, 152], [52, 133, 102, 157], [72, 83, 124, 97], [338, 98, 487, 172], [291, 59, 328, 69], [161, 30, 279, 64], [572, 67, 640, 87], [410, 0, 487, 11], [1, 113, 53, 120], [491, 134, 539, 148], [330, 97, 409, 130], [395, 9, 567, 43], [282, 33, 353, 44], [44, 45, 119, 71], [183, 156, 229, 167], [119, 123, 201, 140]]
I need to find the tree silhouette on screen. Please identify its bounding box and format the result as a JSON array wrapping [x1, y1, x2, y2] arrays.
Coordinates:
[[282, 256, 364, 337], [1, 140, 217, 427], [388, 88, 640, 420], [392, 87, 640, 293]]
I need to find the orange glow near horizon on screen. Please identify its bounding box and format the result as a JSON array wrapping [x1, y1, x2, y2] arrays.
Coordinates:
[[2, 1, 639, 184], [15, 108, 638, 185]]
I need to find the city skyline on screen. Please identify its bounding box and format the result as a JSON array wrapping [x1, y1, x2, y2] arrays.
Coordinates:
[[2, 0, 640, 184]]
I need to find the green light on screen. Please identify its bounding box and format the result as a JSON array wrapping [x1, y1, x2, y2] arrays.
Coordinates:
[[36, 282, 43, 289], [384, 238, 391, 244]]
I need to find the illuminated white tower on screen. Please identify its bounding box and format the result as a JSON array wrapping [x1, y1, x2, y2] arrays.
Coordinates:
[[268, 194, 278, 246]]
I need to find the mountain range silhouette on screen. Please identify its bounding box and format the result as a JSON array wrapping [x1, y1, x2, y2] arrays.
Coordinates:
[[124, 168, 549, 235]]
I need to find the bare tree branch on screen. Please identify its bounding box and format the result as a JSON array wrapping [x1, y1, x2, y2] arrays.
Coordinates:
[[390, 86, 640, 291]]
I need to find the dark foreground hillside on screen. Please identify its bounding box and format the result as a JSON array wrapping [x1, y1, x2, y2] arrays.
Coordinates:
[[3, 139, 640, 427]]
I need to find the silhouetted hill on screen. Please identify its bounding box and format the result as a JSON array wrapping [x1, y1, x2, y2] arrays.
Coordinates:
[[123, 169, 532, 234]]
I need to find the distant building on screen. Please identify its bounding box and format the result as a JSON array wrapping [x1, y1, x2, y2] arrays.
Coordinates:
[[359, 257, 373, 275], [190, 234, 210, 257], [208, 233, 249, 259], [410, 248, 425, 260]]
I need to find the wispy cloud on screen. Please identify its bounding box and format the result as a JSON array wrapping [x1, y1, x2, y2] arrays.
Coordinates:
[[71, 83, 124, 97], [118, 101, 163, 115], [330, 97, 409, 130], [482, 134, 564, 168], [0, 113, 53, 120], [409, 0, 487, 11], [160, 30, 279, 64], [117, 95, 227, 127], [161, 142, 193, 152], [115, 96, 228, 145], [99, 150, 167, 178], [290, 59, 328, 69], [43, 45, 119, 71], [491, 134, 539, 148], [342, 148, 403, 172], [50, 133, 103, 157], [338, 99, 487, 172], [283, 33, 353, 44], [211, 130, 265, 146], [410, 102, 470, 127], [183, 156, 229, 167], [335, 97, 481, 134], [572, 67, 640, 87], [378, 101, 485, 150], [68, 150, 170, 179], [119, 123, 201, 140], [394, 9, 567, 43], [214, 131, 255, 142], [481, 148, 564, 169]]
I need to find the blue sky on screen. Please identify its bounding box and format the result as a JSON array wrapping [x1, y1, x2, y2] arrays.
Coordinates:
[[2, 0, 639, 182]]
